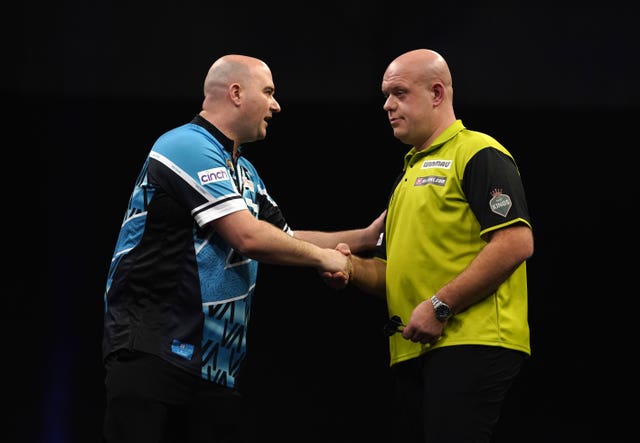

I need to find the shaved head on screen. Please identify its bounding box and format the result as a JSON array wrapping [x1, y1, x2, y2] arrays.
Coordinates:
[[203, 54, 269, 97], [385, 49, 452, 92]]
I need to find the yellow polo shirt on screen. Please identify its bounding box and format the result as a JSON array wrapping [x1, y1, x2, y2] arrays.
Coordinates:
[[384, 120, 532, 366]]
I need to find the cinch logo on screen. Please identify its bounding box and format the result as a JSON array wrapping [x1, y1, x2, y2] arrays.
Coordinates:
[[421, 159, 452, 169], [199, 167, 229, 184]]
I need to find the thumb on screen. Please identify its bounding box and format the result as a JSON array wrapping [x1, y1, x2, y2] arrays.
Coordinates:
[[335, 242, 352, 256]]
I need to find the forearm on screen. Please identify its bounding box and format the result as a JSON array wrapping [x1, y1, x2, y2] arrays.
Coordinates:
[[214, 210, 348, 273], [294, 228, 378, 253], [436, 225, 533, 312], [239, 221, 327, 268], [294, 209, 386, 253], [349, 255, 387, 299]]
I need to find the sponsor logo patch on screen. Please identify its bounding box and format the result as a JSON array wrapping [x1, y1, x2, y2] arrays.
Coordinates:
[[198, 167, 230, 185], [415, 176, 446, 186], [171, 339, 194, 360], [421, 159, 452, 169], [489, 188, 512, 217]]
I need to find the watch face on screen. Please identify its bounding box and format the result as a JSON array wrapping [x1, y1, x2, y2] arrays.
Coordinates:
[[435, 304, 451, 319]]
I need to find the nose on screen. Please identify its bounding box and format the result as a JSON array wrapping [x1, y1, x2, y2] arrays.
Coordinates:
[[383, 96, 393, 111], [271, 97, 281, 113]]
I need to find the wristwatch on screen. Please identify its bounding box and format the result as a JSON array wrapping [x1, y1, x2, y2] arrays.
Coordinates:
[[430, 295, 452, 322]]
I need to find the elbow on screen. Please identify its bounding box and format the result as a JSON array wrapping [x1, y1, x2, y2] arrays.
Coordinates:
[[232, 235, 261, 257], [526, 241, 534, 260], [225, 228, 262, 257]]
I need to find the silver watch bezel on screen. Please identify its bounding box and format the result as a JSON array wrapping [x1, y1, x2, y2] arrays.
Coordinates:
[[431, 295, 452, 321]]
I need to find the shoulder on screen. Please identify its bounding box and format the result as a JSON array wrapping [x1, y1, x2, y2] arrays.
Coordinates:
[[152, 123, 225, 158], [448, 128, 512, 160]]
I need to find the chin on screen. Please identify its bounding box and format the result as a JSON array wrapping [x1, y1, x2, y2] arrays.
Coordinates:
[[393, 128, 406, 139]]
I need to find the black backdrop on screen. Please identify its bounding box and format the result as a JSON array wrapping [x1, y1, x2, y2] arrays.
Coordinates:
[[14, 2, 639, 442]]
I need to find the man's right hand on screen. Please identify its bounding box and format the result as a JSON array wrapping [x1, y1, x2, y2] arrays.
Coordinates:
[[320, 243, 352, 290]]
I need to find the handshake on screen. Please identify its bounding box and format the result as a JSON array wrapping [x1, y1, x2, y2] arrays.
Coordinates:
[[311, 209, 384, 292], [319, 243, 353, 290]]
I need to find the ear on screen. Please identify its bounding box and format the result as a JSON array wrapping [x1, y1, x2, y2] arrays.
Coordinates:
[[229, 83, 242, 106], [432, 83, 445, 105]]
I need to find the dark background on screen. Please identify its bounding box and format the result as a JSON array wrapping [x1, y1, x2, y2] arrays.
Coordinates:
[[13, 2, 638, 442]]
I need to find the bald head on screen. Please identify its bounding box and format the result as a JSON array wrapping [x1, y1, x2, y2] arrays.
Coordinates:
[[386, 49, 452, 93], [203, 54, 269, 97]]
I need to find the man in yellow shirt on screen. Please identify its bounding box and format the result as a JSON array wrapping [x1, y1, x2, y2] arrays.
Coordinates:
[[326, 48, 534, 443]]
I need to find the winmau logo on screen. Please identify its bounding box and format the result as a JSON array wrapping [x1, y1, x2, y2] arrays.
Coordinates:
[[199, 167, 229, 184], [421, 159, 452, 169]]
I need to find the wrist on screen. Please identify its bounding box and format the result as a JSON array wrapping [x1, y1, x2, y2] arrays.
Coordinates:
[[430, 294, 453, 322], [346, 256, 355, 284]]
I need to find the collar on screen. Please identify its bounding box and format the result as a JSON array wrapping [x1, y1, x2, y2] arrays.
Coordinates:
[[403, 119, 466, 168], [191, 114, 236, 155]]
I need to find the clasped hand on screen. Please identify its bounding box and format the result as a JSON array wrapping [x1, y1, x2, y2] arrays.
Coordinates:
[[320, 243, 352, 290]]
